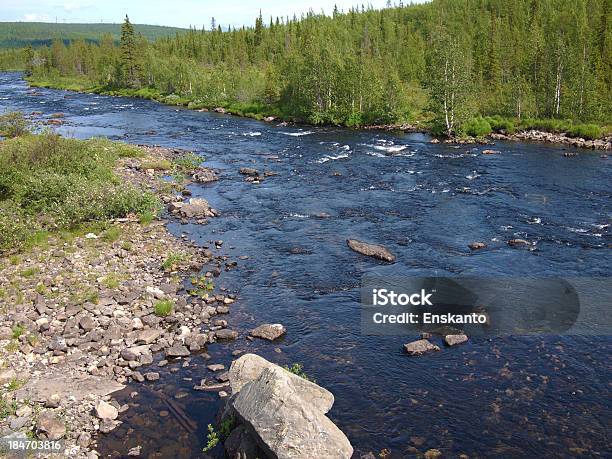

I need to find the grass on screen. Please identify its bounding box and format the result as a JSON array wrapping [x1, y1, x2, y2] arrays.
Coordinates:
[[284, 363, 315, 382], [5, 378, 25, 392], [154, 299, 173, 317], [101, 226, 122, 242], [140, 158, 172, 171], [11, 324, 25, 339], [161, 252, 188, 271], [0, 123, 161, 254], [0, 398, 17, 420], [139, 210, 156, 226], [102, 273, 122, 289], [20, 267, 39, 277]]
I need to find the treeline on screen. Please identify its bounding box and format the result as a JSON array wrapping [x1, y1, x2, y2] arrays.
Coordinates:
[[4, 0, 612, 133], [0, 22, 186, 49]]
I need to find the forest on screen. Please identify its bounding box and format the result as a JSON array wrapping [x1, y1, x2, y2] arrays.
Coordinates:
[[0, 0, 610, 135]]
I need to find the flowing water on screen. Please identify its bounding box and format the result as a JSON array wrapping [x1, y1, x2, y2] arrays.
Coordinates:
[[1, 73, 611, 458]]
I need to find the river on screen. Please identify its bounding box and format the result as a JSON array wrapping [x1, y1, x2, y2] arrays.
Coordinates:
[[1, 72, 610, 458]]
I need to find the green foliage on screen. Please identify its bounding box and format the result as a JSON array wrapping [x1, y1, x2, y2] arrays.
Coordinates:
[[0, 111, 30, 138], [172, 152, 202, 171], [203, 424, 219, 452], [284, 363, 315, 383], [0, 133, 160, 253], [102, 226, 122, 242], [161, 252, 187, 271], [0, 398, 17, 420], [11, 324, 26, 339], [484, 115, 516, 134], [154, 299, 173, 317], [138, 210, 156, 225], [462, 117, 492, 137], [567, 124, 603, 140], [140, 158, 172, 171]]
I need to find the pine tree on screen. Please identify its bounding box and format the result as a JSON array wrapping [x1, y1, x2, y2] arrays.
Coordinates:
[[120, 15, 141, 88]]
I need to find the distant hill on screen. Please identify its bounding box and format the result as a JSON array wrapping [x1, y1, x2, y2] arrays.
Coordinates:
[[0, 22, 186, 48]]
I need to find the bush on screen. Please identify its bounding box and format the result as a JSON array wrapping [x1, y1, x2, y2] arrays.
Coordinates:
[[463, 117, 492, 137], [0, 111, 30, 138], [154, 300, 173, 317], [520, 118, 572, 133], [485, 115, 516, 134], [567, 124, 602, 140], [0, 133, 160, 253]]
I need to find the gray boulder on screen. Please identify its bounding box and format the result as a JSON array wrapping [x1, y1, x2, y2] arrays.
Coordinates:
[[250, 324, 286, 341], [227, 354, 353, 459], [403, 339, 440, 356], [346, 239, 395, 263]]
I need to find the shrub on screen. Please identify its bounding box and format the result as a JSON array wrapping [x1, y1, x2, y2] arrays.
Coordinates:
[[0, 111, 30, 138], [485, 115, 516, 134], [0, 133, 160, 253], [463, 117, 492, 137], [567, 124, 602, 140]]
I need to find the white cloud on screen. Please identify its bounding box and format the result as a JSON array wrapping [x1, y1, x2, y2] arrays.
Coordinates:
[[63, 1, 93, 13], [22, 13, 52, 21]]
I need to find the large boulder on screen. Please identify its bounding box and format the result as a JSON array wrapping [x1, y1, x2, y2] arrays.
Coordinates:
[[226, 354, 353, 459], [176, 198, 216, 219], [250, 324, 286, 341], [346, 239, 396, 263]]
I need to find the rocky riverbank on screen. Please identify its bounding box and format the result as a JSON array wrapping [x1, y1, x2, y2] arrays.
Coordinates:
[[0, 144, 243, 457]]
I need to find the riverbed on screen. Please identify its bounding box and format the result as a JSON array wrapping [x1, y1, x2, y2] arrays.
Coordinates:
[[1, 72, 611, 458]]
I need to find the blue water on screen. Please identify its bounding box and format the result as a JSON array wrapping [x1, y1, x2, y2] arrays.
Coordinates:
[[2, 72, 610, 458]]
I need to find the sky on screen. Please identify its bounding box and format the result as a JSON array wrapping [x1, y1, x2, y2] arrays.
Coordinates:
[[0, 1, 425, 29]]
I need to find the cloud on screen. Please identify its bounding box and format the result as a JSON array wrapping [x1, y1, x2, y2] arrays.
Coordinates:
[[23, 13, 52, 21], [63, 1, 93, 13]]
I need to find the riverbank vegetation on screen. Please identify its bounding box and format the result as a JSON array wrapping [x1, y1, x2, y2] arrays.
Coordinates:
[[1, 0, 610, 135], [0, 119, 160, 253]]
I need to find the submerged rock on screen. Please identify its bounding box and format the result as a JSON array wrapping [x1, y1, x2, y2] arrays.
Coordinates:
[[346, 239, 396, 263], [468, 242, 487, 250], [507, 239, 530, 247], [239, 167, 259, 176], [404, 339, 440, 356], [444, 334, 469, 346], [226, 354, 353, 459], [250, 323, 286, 341]]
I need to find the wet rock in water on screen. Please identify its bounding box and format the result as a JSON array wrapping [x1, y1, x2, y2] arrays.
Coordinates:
[[507, 239, 530, 247], [430, 138, 440, 144], [144, 372, 160, 381], [250, 323, 286, 341], [346, 239, 396, 263], [227, 354, 353, 459], [128, 445, 142, 456], [482, 149, 500, 155], [192, 169, 217, 183], [207, 364, 225, 372], [404, 339, 440, 356], [95, 400, 119, 420], [444, 334, 469, 346], [165, 344, 190, 358], [176, 198, 216, 219], [36, 411, 66, 440], [424, 449, 443, 459], [239, 167, 259, 176], [468, 242, 486, 250], [215, 329, 238, 340]]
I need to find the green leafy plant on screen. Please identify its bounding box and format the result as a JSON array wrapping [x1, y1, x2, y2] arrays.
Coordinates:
[[202, 424, 219, 452], [154, 299, 173, 317], [0, 111, 30, 138], [284, 363, 315, 382]]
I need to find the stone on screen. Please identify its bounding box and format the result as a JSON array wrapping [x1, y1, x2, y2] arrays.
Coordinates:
[[78, 432, 92, 448], [15, 405, 32, 418], [165, 344, 190, 358], [239, 167, 259, 176], [0, 326, 13, 340], [128, 445, 142, 456], [136, 329, 162, 345], [250, 323, 286, 341], [215, 329, 238, 340], [192, 170, 217, 183], [95, 400, 119, 421], [17, 374, 124, 403], [179, 198, 215, 218], [403, 339, 440, 356], [424, 449, 443, 459], [36, 411, 66, 440], [508, 239, 530, 247], [224, 425, 265, 459], [444, 334, 469, 346], [207, 364, 225, 372], [0, 368, 17, 384], [229, 355, 353, 459], [346, 239, 396, 263], [144, 372, 160, 381], [468, 242, 486, 250], [482, 149, 500, 155]]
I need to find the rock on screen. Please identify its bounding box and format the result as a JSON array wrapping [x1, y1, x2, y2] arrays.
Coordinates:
[[17, 374, 124, 403], [250, 323, 286, 341], [207, 364, 225, 372], [179, 198, 215, 218], [99, 418, 119, 433], [346, 239, 396, 263], [507, 239, 530, 247], [136, 329, 162, 344], [79, 315, 97, 331], [229, 355, 353, 459], [444, 334, 469, 346], [146, 286, 165, 299], [224, 424, 265, 459], [95, 400, 119, 420], [403, 339, 440, 356], [0, 326, 12, 340], [44, 394, 61, 408], [128, 446, 142, 456], [215, 329, 238, 340], [424, 449, 443, 459], [165, 344, 190, 358], [468, 242, 486, 250], [78, 432, 92, 448], [144, 372, 160, 381], [121, 348, 139, 361], [239, 167, 259, 176], [192, 169, 217, 183], [0, 368, 17, 384], [482, 149, 500, 155], [85, 233, 98, 239], [15, 405, 32, 418], [36, 411, 66, 440]]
